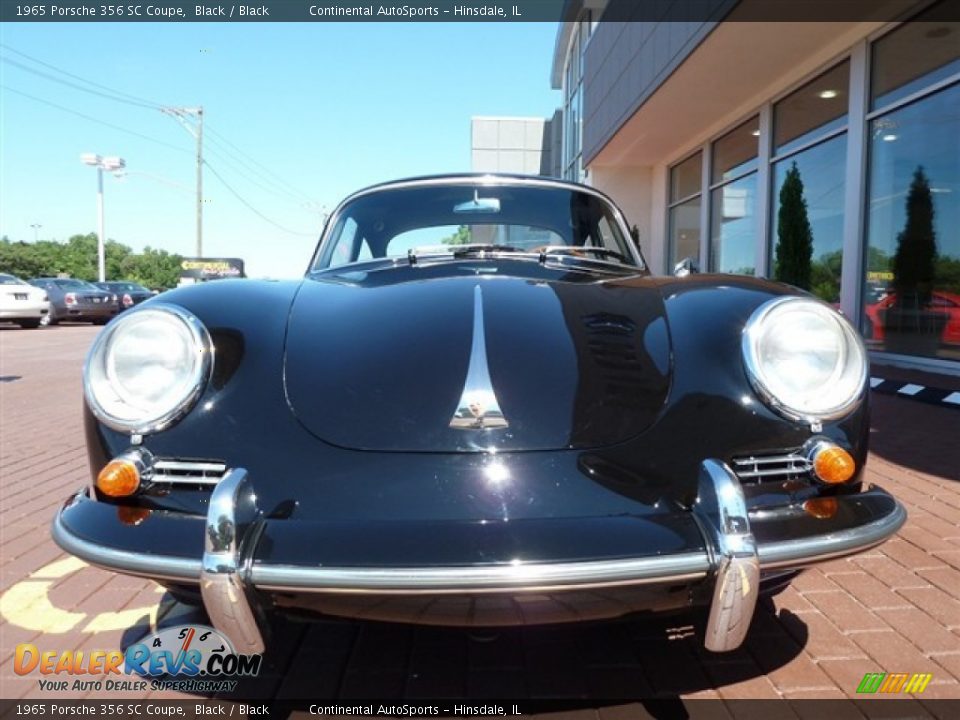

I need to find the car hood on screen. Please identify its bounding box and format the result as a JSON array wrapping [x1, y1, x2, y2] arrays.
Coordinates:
[[284, 270, 671, 451]]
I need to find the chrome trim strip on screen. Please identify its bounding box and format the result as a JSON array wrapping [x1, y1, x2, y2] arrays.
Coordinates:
[[758, 497, 907, 570], [732, 454, 810, 466], [200, 469, 265, 655], [450, 285, 508, 430], [694, 460, 760, 653], [51, 496, 201, 582], [251, 553, 711, 594], [151, 474, 222, 486], [154, 460, 227, 473]]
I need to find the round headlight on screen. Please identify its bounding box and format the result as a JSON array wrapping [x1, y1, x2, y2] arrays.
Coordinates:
[[742, 297, 867, 422], [84, 305, 213, 434]]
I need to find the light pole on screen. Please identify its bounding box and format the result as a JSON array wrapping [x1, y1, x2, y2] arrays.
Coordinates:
[[80, 153, 125, 282], [29, 223, 41, 243]]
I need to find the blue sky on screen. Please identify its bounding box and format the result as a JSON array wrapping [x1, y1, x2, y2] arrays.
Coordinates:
[[0, 22, 560, 278]]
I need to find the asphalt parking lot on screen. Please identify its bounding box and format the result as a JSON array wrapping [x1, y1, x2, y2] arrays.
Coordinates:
[[1, 324, 959, 712]]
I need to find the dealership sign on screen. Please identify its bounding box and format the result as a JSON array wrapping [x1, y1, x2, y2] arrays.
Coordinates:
[[180, 257, 245, 280]]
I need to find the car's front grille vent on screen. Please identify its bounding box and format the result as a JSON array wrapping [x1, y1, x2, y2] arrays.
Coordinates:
[[732, 452, 811, 483], [150, 459, 227, 487]]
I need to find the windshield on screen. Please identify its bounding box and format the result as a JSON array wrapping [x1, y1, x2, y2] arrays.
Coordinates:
[[313, 183, 640, 271], [0, 274, 25, 286]]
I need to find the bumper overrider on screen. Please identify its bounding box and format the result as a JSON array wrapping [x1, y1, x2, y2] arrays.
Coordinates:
[[51, 460, 905, 654]]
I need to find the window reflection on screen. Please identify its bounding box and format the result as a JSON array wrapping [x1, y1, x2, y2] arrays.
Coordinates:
[[710, 175, 756, 275], [865, 83, 960, 360], [712, 117, 759, 184], [774, 61, 850, 156], [671, 152, 702, 203], [871, 1, 960, 110], [669, 197, 701, 270], [772, 134, 847, 302]]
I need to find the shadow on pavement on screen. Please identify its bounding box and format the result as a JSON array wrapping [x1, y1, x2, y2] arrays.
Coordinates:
[[129, 594, 807, 712], [868, 391, 960, 482]]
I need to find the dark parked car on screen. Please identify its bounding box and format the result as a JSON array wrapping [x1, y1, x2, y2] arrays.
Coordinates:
[[53, 175, 905, 655], [94, 281, 154, 313], [28, 278, 117, 326]]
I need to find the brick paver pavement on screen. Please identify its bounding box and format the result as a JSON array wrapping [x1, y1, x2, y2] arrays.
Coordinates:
[[1, 324, 958, 710]]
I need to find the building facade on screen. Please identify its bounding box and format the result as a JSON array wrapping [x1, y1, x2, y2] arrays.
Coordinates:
[[470, 116, 562, 177], [553, 0, 959, 373]]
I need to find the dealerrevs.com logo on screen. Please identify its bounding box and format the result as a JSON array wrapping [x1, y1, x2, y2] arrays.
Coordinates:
[[856, 672, 933, 695], [15, 624, 262, 693]]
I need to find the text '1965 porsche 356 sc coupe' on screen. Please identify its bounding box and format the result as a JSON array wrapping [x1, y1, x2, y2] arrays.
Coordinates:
[[53, 174, 905, 655]]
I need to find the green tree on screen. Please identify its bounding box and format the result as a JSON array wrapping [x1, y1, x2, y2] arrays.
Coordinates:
[[892, 166, 938, 306], [810, 250, 843, 303], [774, 162, 814, 290], [120, 247, 183, 289], [440, 225, 471, 246]]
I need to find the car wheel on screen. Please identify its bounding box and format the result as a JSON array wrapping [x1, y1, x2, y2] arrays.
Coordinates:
[[19, 319, 41, 329]]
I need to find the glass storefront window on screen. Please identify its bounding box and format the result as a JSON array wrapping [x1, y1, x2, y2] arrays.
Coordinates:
[[670, 151, 702, 203], [871, 2, 960, 110], [669, 197, 701, 270], [864, 82, 960, 360], [771, 134, 847, 303], [712, 117, 759, 184], [774, 61, 850, 156], [710, 174, 756, 274]]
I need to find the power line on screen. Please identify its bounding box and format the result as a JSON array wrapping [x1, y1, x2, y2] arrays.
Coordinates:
[[205, 125, 314, 203], [1, 85, 192, 155], [0, 42, 167, 109], [203, 160, 317, 237], [2, 42, 320, 208]]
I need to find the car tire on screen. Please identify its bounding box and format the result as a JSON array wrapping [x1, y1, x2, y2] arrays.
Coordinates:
[[19, 319, 41, 329], [40, 311, 57, 327]]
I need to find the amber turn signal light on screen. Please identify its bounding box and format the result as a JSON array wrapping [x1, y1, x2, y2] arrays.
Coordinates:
[[812, 445, 856, 484], [96, 459, 140, 497]]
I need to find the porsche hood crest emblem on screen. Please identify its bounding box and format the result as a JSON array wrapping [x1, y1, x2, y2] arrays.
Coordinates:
[[450, 285, 508, 430]]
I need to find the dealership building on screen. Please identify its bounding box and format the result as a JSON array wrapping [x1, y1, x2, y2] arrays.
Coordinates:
[[478, 0, 959, 373]]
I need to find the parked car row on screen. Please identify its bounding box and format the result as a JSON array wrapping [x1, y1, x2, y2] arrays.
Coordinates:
[[0, 273, 156, 329]]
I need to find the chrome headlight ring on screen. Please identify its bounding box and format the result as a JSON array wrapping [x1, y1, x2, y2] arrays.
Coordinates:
[[742, 296, 868, 424], [83, 304, 214, 435]]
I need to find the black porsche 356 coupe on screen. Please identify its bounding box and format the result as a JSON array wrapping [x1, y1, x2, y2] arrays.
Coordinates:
[[53, 175, 905, 655]]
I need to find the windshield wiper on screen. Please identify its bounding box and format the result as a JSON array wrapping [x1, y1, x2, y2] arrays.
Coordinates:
[[537, 245, 632, 265], [408, 244, 524, 264]]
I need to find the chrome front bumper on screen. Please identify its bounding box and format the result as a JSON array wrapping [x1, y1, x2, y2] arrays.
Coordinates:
[[52, 460, 906, 654]]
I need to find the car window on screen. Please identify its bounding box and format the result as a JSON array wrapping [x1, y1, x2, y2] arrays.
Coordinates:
[[385, 225, 565, 257], [316, 183, 638, 271], [0, 274, 24, 285], [54, 279, 91, 289]]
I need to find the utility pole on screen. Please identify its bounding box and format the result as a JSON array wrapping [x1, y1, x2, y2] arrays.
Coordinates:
[[162, 106, 204, 257], [195, 107, 203, 258]]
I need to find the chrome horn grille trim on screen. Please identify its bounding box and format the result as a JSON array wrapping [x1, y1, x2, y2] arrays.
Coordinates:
[[151, 459, 227, 486]]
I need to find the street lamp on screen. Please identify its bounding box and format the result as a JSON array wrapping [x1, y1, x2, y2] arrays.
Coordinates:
[[29, 223, 42, 243], [80, 153, 125, 282]]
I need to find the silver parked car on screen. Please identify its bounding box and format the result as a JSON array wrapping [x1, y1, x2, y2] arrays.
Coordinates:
[[0, 273, 50, 328]]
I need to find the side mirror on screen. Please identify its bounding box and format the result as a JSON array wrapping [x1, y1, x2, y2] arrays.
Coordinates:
[[673, 257, 700, 277]]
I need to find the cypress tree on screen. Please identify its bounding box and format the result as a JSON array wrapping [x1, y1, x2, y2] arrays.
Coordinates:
[[893, 166, 938, 307], [774, 162, 814, 290]]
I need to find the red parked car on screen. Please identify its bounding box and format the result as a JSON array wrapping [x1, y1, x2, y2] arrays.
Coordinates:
[[864, 290, 960, 345]]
